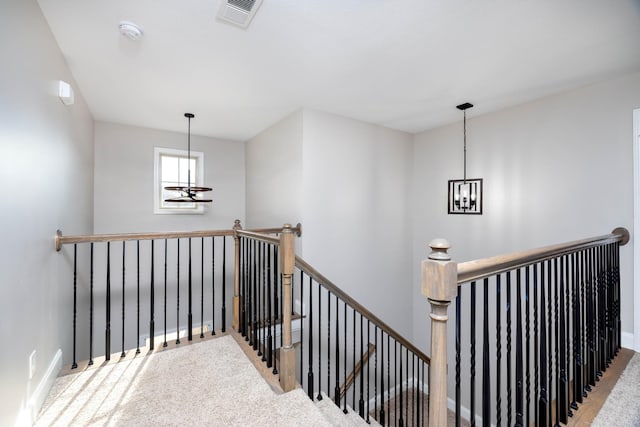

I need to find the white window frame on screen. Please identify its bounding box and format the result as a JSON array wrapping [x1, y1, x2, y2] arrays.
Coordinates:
[[154, 147, 206, 214]]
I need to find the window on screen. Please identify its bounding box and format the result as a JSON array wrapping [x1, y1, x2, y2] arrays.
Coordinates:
[[154, 147, 206, 214]]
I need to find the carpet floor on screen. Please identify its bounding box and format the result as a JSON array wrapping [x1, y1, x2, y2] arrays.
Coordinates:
[[35, 335, 333, 426], [592, 351, 640, 426]]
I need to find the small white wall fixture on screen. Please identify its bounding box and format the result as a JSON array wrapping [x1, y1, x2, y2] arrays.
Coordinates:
[[57, 80, 74, 106]]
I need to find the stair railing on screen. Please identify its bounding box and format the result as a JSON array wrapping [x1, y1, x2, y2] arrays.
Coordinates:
[[422, 227, 630, 427], [236, 224, 431, 426], [55, 226, 240, 367]]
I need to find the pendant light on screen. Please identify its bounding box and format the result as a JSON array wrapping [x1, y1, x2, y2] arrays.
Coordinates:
[[164, 113, 213, 203], [447, 102, 483, 214]]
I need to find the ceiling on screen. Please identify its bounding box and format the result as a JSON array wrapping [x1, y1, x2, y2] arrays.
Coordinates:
[[37, 0, 640, 141]]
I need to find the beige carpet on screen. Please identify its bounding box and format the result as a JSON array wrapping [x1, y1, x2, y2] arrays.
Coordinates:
[[592, 352, 640, 426], [35, 335, 333, 426]]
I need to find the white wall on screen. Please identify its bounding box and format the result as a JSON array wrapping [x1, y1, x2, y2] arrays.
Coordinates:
[[94, 121, 245, 233], [245, 110, 303, 228], [302, 109, 414, 336], [411, 72, 640, 350], [0, 1, 94, 425]]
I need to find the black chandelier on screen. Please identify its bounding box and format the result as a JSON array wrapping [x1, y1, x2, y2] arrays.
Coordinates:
[[447, 102, 483, 214], [164, 113, 212, 203]]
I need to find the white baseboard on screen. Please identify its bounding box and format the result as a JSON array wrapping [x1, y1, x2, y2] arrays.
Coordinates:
[[621, 331, 635, 350], [30, 349, 62, 422]]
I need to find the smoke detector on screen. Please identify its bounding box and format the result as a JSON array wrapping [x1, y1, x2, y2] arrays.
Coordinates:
[[217, 0, 264, 28], [119, 21, 144, 40]]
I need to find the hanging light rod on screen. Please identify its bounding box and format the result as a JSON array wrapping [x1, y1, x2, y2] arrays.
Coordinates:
[[164, 113, 213, 203]]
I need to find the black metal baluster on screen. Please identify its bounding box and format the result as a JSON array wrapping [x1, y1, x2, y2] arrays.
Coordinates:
[[380, 329, 386, 426], [515, 269, 524, 427], [405, 347, 409, 427], [317, 282, 323, 401], [267, 245, 273, 368], [548, 259, 554, 425], [456, 288, 461, 427], [525, 265, 531, 425], [420, 362, 424, 422], [200, 237, 204, 339], [470, 280, 476, 427], [367, 319, 371, 423], [506, 272, 512, 426], [106, 241, 111, 360], [308, 275, 314, 400], [176, 239, 180, 345], [212, 236, 216, 335], [376, 325, 381, 425], [567, 253, 576, 416], [257, 243, 264, 358], [187, 237, 193, 341], [615, 242, 621, 354], [343, 302, 348, 414], [298, 270, 303, 379], [328, 290, 332, 402], [394, 340, 398, 426], [121, 241, 126, 358], [558, 257, 568, 424], [482, 278, 491, 427], [533, 263, 539, 427], [496, 274, 502, 426], [251, 240, 257, 349], [149, 240, 155, 350], [572, 251, 583, 408], [352, 309, 357, 415], [72, 244, 78, 369], [163, 239, 167, 347], [603, 245, 613, 368], [597, 246, 606, 376], [240, 237, 245, 336], [587, 248, 595, 390], [399, 341, 404, 427], [272, 244, 279, 374], [89, 243, 94, 366], [386, 335, 390, 426], [138, 241, 142, 353], [222, 235, 226, 333], [359, 313, 365, 418], [538, 262, 548, 426], [335, 295, 341, 407], [412, 353, 416, 427], [582, 249, 590, 396]]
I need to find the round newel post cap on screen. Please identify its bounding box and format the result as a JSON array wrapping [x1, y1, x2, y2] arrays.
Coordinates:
[[428, 238, 451, 261], [233, 219, 242, 229], [612, 227, 630, 246]]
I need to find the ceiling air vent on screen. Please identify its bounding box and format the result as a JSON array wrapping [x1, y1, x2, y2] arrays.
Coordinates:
[[217, 0, 264, 28]]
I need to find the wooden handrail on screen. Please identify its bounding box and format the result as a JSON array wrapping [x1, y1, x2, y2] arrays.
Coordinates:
[[339, 343, 376, 399], [55, 228, 234, 251], [235, 229, 280, 245], [55, 222, 301, 251], [296, 256, 431, 365], [457, 227, 630, 285]]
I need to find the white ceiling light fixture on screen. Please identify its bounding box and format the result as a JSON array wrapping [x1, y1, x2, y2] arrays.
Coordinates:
[[118, 21, 144, 40], [217, 0, 264, 28]]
